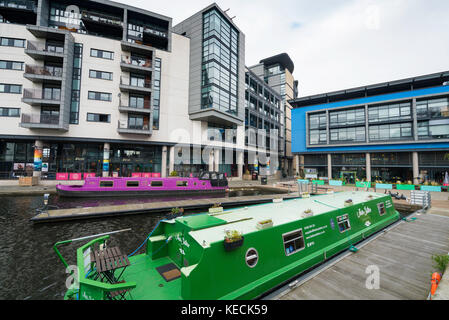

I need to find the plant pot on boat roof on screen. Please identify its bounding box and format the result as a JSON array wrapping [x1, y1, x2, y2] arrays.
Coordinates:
[[209, 203, 224, 214], [344, 199, 353, 207], [302, 208, 314, 217], [256, 219, 273, 230], [224, 230, 244, 252]]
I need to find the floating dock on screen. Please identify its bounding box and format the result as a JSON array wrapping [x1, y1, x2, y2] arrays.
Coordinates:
[[31, 193, 299, 223], [267, 212, 449, 300]]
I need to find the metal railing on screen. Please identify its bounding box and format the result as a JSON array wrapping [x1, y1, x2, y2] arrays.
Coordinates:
[[121, 55, 152, 68], [21, 113, 59, 125], [0, 0, 36, 11], [118, 120, 150, 131], [119, 100, 151, 110], [25, 64, 63, 77], [81, 10, 123, 27], [26, 41, 64, 54], [120, 76, 152, 89], [23, 88, 61, 101]]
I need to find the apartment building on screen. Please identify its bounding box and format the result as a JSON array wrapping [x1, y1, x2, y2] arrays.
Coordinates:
[[0, 0, 251, 180], [248, 53, 299, 177]]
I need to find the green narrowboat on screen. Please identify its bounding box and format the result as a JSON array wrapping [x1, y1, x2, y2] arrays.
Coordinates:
[[61, 191, 400, 300]]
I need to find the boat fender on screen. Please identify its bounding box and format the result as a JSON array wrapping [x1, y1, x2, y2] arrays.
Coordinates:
[[430, 273, 442, 298]]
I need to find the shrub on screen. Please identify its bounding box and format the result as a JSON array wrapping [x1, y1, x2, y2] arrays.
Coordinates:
[[432, 254, 449, 274]]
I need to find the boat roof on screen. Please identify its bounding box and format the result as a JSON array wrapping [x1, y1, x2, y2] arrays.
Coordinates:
[[181, 191, 388, 247]]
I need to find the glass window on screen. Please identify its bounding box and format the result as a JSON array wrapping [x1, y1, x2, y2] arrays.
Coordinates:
[[283, 229, 305, 256], [337, 214, 351, 233]]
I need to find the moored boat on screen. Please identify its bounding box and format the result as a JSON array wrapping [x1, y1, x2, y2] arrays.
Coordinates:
[[57, 191, 400, 300], [56, 172, 228, 198]]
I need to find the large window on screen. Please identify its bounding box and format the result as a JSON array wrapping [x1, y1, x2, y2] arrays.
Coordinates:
[[0, 108, 20, 117], [283, 229, 305, 256], [329, 108, 365, 127], [0, 37, 25, 48], [309, 129, 327, 145], [330, 126, 366, 143], [201, 9, 239, 116], [369, 123, 413, 141], [417, 97, 449, 119], [153, 58, 162, 130], [309, 112, 327, 129], [87, 113, 110, 123], [418, 120, 449, 140], [0, 84, 21, 94], [0, 60, 23, 71], [88, 91, 112, 102], [90, 48, 114, 60], [368, 102, 411, 123], [89, 70, 113, 81]]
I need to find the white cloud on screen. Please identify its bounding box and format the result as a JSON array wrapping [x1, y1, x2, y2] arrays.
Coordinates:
[[116, 0, 449, 96]]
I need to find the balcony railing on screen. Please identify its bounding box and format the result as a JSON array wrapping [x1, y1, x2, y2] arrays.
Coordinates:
[[26, 41, 64, 54], [121, 55, 152, 68], [25, 64, 63, 77], [23, 88, 61, 101], [0, 0, 36, 11], [81, 10, 123, 27], [118, 120, 150, 131], [120, 77, 152, 89], [21, 113, 59, 125], [119, 100, 151, 110]]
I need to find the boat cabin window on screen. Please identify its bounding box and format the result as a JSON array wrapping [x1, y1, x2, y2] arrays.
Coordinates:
[[245, 248, 259, 268], [283, 229, 305, 256], [151, 181, 163, 187], [127, 181, 139, 187], [100, 181, 114, 188], [176, 181, 188, 187], [377, 202, 386, 216], [337, 214, 351, 233]]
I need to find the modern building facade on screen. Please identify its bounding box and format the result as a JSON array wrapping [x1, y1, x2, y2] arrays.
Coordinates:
[[0, 0, 252, 180], [290, 71, 449, 185], [248, 53, 299, 176], [244, 67, 284, 177]]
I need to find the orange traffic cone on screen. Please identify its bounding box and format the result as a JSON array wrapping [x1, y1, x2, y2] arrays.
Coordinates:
[[431, 272, 441, 297]]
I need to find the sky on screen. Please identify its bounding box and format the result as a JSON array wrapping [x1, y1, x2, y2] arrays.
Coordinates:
[[117, 0, 449, 97]]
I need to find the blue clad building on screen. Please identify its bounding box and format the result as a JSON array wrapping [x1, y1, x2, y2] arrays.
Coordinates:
[[289, 71, 449, 184]]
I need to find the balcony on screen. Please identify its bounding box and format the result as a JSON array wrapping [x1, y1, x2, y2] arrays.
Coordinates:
[[117, 120, 152, 136], [121, 40, 155, 56], [81, 10, 123, 40], [25, 41, 64, 62], [119, 76, 152, 94], [0, 0, 37, 24], [118, 101, 152, 115], [22, 88, 61, 106], [23, 64, 63, 83], [20, 113, 66, 130], [120, 55, 152, 75]]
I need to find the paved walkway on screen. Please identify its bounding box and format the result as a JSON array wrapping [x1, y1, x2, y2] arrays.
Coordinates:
[[270, 213, 449, 300]]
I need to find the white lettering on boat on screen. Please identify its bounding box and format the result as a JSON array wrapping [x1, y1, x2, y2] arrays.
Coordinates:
[[305, 225, 328, 240], [357, 206, 372, 218]]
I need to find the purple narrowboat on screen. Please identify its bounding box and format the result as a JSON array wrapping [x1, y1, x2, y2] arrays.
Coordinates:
[[56, 172, 229, 198]]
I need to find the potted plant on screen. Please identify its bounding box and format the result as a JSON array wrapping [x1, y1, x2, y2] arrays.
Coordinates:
[[302, 208, 314, 217], [223, 230, 244, 251], [170, 207, 184, 217], [256, 219, 273, 230], [344, 199, 353, 207], [169, 171, 179, 177], [209, 203, 224, 214]]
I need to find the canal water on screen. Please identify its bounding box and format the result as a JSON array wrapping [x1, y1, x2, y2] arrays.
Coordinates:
[[0, 188, 286, 300]]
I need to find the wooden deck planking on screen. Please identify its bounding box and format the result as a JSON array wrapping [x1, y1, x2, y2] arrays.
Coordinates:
[[31, 193, 298, 222], [275, 213, 449, 300]]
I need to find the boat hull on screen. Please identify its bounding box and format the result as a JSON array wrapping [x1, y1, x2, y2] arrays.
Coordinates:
[[56, 188, 227, 198]]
